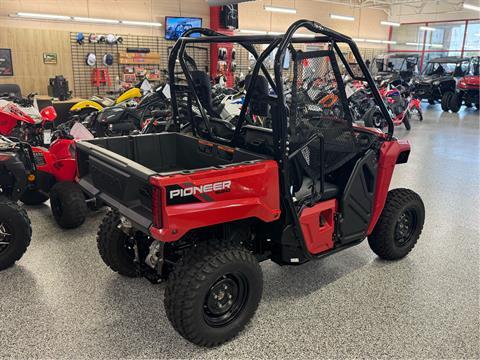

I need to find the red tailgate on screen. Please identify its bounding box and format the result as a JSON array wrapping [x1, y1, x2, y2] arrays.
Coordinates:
[[149, 160, 281, 242]]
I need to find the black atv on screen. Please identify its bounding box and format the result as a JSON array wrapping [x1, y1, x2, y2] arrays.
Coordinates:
[[0, 136, 33, 270], [411, 56, 470, 108], [372, 53, 419, 87]]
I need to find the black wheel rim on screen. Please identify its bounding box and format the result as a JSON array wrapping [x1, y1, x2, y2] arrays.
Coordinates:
[[394, 208, 418, 247], [0, 223, 12, 254], [203, 273, 249, 327]]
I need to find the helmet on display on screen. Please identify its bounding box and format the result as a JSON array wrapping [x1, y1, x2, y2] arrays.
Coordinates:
[[103, 53, 114, 66], [86, 53, 97, 66], [76, 32, 85, 45], [88, 33, 99, 43], [106, 34, 116, 44]]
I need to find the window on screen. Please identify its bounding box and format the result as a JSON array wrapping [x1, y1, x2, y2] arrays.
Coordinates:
[[388, 19, 480, 71]]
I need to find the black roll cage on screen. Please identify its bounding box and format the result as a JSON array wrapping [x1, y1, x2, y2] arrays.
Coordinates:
[[167, 20, 394, 261], [167, 20, 394, 143]]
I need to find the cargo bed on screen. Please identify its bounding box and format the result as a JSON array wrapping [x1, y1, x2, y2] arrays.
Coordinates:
[[76, 132, 269, 231]]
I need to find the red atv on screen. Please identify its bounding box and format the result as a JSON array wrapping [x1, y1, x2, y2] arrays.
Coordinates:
[[447, 56, 480, 113], [76, 22, 425, 347], [0, 93, 57, 146], [24, 122, 95, 228]]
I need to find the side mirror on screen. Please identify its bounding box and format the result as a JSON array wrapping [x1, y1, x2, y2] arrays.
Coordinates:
[[40, 106, 57, 122]]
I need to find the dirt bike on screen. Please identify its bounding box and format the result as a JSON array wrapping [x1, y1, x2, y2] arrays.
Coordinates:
[[0, 93, 57, 146], [364, 83, 422, 130]]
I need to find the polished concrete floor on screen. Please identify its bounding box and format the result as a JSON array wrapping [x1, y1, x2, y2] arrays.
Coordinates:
[[1, 104, 479, 358]]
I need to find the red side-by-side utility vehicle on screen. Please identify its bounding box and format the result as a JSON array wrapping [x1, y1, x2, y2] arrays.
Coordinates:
[[76, 21, 425, 347]]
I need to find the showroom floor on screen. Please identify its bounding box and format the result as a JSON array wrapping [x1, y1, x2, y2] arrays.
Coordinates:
[[0, 104, 478, 358]]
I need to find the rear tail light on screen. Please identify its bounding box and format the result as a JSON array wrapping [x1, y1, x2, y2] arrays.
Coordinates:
[[151, 186, 162, 228]]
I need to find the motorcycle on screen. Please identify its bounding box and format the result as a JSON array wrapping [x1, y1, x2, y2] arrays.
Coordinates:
[[0, 93, 57, 146], [84, 84, 170, 137], [69, 79, 152, 120]]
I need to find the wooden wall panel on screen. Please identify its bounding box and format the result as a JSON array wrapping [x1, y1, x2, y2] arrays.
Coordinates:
[[0, 27, 73, 95]]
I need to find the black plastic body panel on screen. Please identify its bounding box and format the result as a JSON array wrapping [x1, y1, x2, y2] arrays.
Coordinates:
[[338, 149, 378, 244]]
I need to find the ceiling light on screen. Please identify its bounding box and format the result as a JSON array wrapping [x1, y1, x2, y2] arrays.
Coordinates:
[[405, 42, 423, 46], [381, 21, 400, 27], [463, 3, 480, 11], [330, 14, 355, 21], [122, 20, 161, 27], [238, 29, 267, 34], [73, 16, 120, 24], [264, 5, 297, 14], [267, 31, 283, 35], [353, 38, 365, 42], [366, 39, 382, 43], [292, 33, 316, 38], [382, 40, 397, 44], [420, 26, 436, 31], [428, 44, 443, 48], [16, 12, 71, 20]]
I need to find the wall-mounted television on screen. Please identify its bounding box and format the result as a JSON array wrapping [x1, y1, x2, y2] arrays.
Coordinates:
[[165, 17, 202, 40]]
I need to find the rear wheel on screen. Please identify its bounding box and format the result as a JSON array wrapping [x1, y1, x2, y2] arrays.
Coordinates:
[[165, 239, 263, 347], [96, 210, 139, 277], [0, 200, 32, 271], [441, 92, 452, 112], [449, 93, 462, 113], [368, 188, 424, 260], [20, 189, 49, 205], [50, 181, 87, 229]]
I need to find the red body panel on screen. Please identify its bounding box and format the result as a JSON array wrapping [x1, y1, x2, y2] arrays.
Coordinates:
[[367, 139, 411, 234], [299, 199, 337, 254], [39, 106, 57, 123], [149, 160, 281, 242], [31, 139, 77, 182], [458, 76, 480, 90]]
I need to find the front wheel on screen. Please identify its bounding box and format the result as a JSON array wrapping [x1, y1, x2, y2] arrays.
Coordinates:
[[50, 181, 87, 229], [441, 92, 452, 112], [368, 188, 425, 260], [0, 200, 32, 271], [165, 239, 263, 347], [449, 93, 462, 113], [403, 112, 411, 130]]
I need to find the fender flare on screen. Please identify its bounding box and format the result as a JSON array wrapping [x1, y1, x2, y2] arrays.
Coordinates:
[[70, 100, 103, 112]]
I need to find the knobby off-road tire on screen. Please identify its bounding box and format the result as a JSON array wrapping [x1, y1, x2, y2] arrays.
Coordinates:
[[0, 200, 32, 271], [441, 92, 452, 112], [449, 93, 462, 113], [49, 181, 87, 229], [96, 210, 139, 277], [403, 112, 411, 130], [368, 188, 425, 260], [165, 239, 263, 347]]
